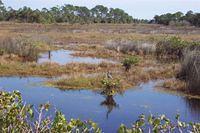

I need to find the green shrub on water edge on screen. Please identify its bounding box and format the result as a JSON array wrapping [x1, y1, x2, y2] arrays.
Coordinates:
[[0, 90, 200, 133]]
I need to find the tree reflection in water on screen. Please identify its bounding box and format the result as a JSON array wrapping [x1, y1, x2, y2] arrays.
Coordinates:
[[100, 86, 123, 119], [101, 95, 119, 119]]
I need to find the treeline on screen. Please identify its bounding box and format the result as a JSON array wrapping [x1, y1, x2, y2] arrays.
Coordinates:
[[154, 11, 200, 27], [1, 0, 200, 26], [0, 1, 133, 24]]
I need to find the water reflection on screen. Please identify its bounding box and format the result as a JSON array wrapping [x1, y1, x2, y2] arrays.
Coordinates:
[[1, 77, 200, 132], [37, 49, 116, 65], [99, 84, 122, 119], [184, 97, 200, 120], [100, 95, 119, 119]]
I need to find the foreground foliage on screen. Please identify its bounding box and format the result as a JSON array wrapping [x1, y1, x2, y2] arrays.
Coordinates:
[[118, 114, 200, 133], [0, 91, 101, 133], [1, 90, 200, 133]]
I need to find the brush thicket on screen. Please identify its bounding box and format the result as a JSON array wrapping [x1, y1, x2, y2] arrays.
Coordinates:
[[0, 37, 39, 61]]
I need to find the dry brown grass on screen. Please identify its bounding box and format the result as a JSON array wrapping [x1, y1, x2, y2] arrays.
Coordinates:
[[0, 22, 200, 91], [1, 22, 200, 46], [162, 79, 187, 91], [0, 58, 119, 77], [47, 56, 178, 90]]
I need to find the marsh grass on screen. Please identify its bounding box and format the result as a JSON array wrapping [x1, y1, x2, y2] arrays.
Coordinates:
[[0, 60, 119, 77], [178, 47, 200, 94], [0, 36, 52, 61], [105, 39, 156, 55], [47, 60, 176, 91], [0, 23, 199, 94], [162, 79, 187, 91]]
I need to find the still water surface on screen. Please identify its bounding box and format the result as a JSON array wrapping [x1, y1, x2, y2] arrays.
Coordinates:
[[0, 77, 200, 132], [37, 49, 115, 65]]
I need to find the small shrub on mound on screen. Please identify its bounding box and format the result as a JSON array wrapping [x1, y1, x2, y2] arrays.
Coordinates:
[[101, 76, 120, 96], [122, 56, 140, 71], [178, 47, 200, 94], [101, 77, 120, 90]]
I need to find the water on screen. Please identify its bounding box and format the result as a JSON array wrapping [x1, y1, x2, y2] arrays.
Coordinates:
[[37, 49, 115, 65], [0, 77, 200, 132]]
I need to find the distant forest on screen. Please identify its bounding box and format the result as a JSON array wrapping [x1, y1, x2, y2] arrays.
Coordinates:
[[154, 11, 200, 27], [0, 0, 199, 26]]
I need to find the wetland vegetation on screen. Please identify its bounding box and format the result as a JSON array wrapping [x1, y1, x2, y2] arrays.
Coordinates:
[[0, 21, 199, 132], [0, 0, 200, 132]]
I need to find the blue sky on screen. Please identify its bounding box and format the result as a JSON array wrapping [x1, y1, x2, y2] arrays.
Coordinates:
[[2, 0, 200, 19]]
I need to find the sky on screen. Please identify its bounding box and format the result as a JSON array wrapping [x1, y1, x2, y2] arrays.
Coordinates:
[[2, 0, 200, 19]]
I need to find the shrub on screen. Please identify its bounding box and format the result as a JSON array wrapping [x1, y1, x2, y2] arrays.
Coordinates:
[[156, 36, 188, 60], [101, 77, 120, 89], [156, 36, 200, 60], [122, 56, 140, 71]]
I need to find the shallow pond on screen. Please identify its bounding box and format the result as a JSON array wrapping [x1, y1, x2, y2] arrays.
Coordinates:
[[0, 77, 200, 132], [37, 49, 115, 65]]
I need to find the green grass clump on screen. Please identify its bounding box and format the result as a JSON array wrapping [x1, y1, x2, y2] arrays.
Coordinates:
[[50, 76, 103, 90]]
